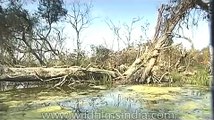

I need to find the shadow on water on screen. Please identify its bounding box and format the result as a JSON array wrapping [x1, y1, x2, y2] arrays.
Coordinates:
[[0, 81, 212, 120]]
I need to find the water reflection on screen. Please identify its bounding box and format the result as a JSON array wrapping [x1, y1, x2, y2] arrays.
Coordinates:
[[57, 91, 142, 113], [0, 84, 211, 120]]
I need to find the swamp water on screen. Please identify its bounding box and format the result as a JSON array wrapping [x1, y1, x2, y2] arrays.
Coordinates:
[[0, 84, 211, 120]]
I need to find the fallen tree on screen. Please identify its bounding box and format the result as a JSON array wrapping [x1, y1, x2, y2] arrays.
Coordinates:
[[0, 66, 119, 82], [123, 0, 209, 83], [0, 0, 210, 87]]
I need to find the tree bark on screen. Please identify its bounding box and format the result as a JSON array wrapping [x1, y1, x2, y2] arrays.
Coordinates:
[[123, 0, 209, 83], [0, 66, 118, 82], [21, 31, 46, 66]]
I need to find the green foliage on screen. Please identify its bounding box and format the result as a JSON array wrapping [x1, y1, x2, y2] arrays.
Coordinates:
[[91, 45, 112, 58], [187, 69, 210, 86], [90, 45, 112, 67], [78, 57, 91, 67], [155, 45, 211, 86], [170, 68, 210, 86], [0, 3, 37, 65], [73, 49, 89, 66], [170, 71, 183, 83], [0, 5, 35, 38], [38, 0, 67, 23], [100, 74, 113, 88]]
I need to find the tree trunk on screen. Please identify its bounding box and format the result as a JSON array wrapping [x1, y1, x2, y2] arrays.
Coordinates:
[[0, 66, 118, 82], [123, 0, 209, 83], [21, 31, 46, 66]]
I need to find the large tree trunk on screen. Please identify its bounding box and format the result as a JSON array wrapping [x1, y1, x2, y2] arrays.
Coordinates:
[[0, 66, 118, 82], [123, 0, 209, 83]]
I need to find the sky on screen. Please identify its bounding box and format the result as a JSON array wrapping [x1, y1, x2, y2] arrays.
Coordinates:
[[62, 0, 210, 52], [64, 0, 168, 51], [25, 0, 210, 52]]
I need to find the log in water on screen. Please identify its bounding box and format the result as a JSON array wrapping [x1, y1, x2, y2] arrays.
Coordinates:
[[0, 66, 119, 82]]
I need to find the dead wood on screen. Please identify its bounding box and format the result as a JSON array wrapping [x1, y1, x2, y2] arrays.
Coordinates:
[[0, 66, 119, 82], [123, 0, 209, 83]]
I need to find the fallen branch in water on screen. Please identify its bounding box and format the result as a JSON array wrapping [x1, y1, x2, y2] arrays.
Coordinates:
[[0, 66, 119, 82]]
